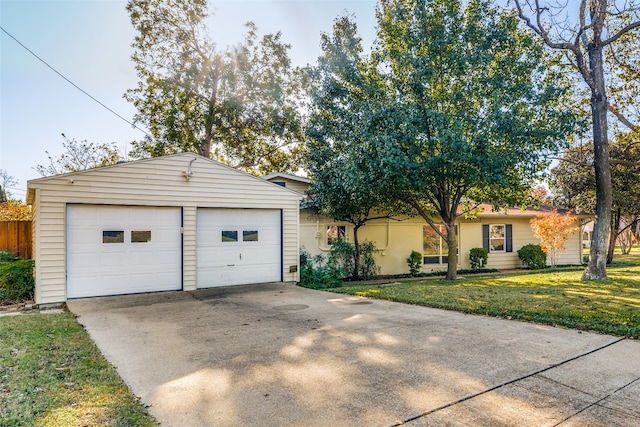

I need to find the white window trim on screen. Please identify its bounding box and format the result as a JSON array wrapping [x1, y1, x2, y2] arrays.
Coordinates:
[[422, 224, 459, 265], [489, 224, 506, 253]]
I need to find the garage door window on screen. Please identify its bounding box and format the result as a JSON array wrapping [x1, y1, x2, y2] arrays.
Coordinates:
[[222, 230, 238, 242], [243, 230, 258, 242], [103, 230, 124, 243], [131, 230, 151, 243]]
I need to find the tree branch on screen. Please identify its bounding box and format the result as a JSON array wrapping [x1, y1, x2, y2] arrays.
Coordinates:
[[607, 103, 639, 131], [602, 20, 640, 45], [513, 0, 594, 90]]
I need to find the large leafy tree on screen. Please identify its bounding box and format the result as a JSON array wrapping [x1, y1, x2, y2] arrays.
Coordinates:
[[126, 0, 305, 175], [305, 17, 404, 279], [514, 0, 640, 279], [367, 0, 576, 279], [307, 0, 576, 280]]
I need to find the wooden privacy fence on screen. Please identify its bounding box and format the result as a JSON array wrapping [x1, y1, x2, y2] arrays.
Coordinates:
[[0, 221, 32, 259]]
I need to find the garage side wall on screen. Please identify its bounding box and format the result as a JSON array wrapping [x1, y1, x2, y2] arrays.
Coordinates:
[[28, 154, 301, 304]]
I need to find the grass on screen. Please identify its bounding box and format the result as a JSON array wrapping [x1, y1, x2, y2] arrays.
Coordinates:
[[331, 255, 640, 338], [0, 310, 158, 427]]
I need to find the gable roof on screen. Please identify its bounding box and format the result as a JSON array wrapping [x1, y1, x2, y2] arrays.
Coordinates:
[[474, 203, 583, 218], [262, 172, 312, 185], [27, 152, 303, 204]]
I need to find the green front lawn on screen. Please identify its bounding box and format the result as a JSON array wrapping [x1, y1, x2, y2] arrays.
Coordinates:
[[332, 255, 640, 338], [0, 310, 157, 427]]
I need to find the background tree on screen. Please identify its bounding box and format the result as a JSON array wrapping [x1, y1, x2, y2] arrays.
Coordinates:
[[0, 201, 32, 221], [0, 169, 18, 202], [550, 134, 640, 263], [530, 209, 580, 267], [0, 170, 31, 220], [531, 185, 553, 205], [126, 0, 305, 175], [35, 134, 123, 177], [365, 0, 576, 280], [514, 0, 640, 279]]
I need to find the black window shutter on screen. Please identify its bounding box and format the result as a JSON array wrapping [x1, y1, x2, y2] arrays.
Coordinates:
[[506, 224, 513, 252], [482, 224, 490, 250]]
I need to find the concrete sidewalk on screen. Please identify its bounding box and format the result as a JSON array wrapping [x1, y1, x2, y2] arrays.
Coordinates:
[[67, 283, 640, 427]]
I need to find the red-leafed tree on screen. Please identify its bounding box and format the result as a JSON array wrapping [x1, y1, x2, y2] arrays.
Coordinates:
[[530, 210, 581, 267]]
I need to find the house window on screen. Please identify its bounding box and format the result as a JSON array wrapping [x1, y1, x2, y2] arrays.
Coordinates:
[[483, 224, 513, 253], [423, 225, 458, 265], [103, 230, 124, 243], [273, 181, 286, 187], [327, 225, 346, 246], [490, 224, 505, 252]]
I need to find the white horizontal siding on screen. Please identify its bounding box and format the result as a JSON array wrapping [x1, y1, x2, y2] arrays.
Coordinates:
[[282, 205, 300, 282], [30, 158, 301, 208], [183, 206, 197, 291], [29, 153, 301, 303], [283, 180, 309, 194], [32, 197, 67, 304]]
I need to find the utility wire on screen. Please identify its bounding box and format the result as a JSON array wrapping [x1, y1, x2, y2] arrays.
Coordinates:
[[0, 26, 153, 140]]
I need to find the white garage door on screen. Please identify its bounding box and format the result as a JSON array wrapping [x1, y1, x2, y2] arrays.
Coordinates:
[[197, 208, 282, 288], [66, 205, 182, 298]]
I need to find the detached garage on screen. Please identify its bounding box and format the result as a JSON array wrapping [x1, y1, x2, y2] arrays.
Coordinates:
[[27, 153, 302, 305]]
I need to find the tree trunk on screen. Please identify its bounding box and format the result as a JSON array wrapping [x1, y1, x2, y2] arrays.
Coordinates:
[[353, 224, 361, 280], [582, 36, 612, 280], [606, 209, 620, 264], [445, 221, 457, 280], [199, 58, 222, 159]]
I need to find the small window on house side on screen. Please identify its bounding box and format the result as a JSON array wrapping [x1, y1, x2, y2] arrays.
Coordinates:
[[222, 230, 238, 242], [327, 225, 346, 246], [273, 181, 286, 187], [131, 230, 151, 243], [490, 224, 505, 252], [243, 230, 258, 242], [103, 230, 124, 243]]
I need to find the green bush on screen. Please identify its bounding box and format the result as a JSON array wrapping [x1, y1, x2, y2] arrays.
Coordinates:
[[469, 247, 489, 269], [328, 239, 380, 280], [517, 244, 547, 270], [328, 239, 354, 278], [407, 250, 422, 276], [0, 251, 18, 263], [0, 259, 35, 302], [356, 240, 380, 280], [299, 249, 344, 289]]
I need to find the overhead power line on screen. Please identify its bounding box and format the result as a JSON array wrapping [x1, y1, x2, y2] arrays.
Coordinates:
[[0, 26, 153, 139]]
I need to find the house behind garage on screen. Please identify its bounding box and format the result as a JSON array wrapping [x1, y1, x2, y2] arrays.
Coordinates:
[[263, 174, 584, 275], [27, 153, 301, 305]]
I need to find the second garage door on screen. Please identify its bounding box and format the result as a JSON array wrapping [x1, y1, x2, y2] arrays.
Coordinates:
[[196, 208, 282, 288]]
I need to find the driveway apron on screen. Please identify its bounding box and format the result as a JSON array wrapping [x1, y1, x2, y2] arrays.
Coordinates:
[[67, 283, 640, 427]]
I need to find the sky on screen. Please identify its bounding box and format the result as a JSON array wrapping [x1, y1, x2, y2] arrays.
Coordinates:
[[0, 0, 378, 200]]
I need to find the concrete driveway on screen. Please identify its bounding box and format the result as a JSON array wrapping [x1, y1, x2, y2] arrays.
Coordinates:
[[67, 283, 640, 427]]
